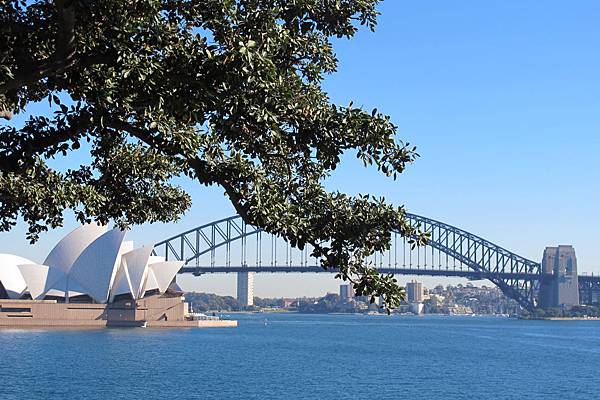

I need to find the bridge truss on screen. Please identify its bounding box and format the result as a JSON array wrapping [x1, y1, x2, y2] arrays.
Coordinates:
[[153, 214, 549, 311]]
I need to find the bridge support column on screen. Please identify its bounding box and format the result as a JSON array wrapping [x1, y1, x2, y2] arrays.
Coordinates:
[[539, 246, 579, 308], [237, 271, 254, 307]]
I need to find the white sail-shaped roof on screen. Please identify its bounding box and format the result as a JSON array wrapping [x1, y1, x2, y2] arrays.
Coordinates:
[[122, 246, 154, 299], [148, 261, 184, 293], [111, 261, 134, 298], [43, 223, 107, 274], [69, 228, 126, 303], [119, 241, 135, 255], [139, 256, 166, 296], [40, 223, 107, 300], [142, 268, 160, 295], [110, 242, 150, 300], [108, 241, 137, 300], [0, 254, 34, 298], [18, 264, 51, 300]]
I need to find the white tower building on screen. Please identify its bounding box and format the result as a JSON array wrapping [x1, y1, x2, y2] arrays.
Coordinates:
[[237, 271, 254, 307]]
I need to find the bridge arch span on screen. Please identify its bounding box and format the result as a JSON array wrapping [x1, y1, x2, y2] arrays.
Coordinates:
[[153, 214, 543, 310]]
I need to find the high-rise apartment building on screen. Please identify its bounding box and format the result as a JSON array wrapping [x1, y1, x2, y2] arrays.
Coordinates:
[[339, 284, 354, 300], [406, 280, 424, 303]]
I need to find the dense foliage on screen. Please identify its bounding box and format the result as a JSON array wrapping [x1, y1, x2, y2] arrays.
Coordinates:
[[185, 292, 284, 311], [0, 0, 428, 309], [185, 292, 241, 312]]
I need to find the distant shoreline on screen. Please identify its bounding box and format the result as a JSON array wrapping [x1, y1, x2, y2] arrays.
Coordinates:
[[214, 310, 514, 317]]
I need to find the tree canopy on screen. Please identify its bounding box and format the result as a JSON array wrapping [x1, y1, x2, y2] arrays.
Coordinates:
[[0, 0, 428, 309]]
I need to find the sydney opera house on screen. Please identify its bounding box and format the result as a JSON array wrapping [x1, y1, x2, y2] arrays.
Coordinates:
[[0, 224, 236, 328]]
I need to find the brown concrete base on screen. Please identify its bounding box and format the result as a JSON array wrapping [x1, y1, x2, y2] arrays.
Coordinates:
[[0, 318, 107, 327], [0, 294, 237, 328]]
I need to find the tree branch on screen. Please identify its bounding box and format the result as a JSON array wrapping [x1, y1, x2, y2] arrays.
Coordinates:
[[107, 119, 188, 158], [55, 0, 76, 61], [0, 111, 93, 173], [0, 51, 115, 97], [1, 1, 78, 120]]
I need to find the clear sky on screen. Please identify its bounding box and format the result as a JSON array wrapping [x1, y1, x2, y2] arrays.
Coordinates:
[[2, 0, 599, 297]]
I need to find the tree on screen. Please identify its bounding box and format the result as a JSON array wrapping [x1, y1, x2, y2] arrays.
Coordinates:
[[0, 0, 428, 310]]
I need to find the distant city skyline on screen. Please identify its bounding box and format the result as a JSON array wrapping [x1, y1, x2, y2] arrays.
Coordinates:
[[2, 1, 599, 298]]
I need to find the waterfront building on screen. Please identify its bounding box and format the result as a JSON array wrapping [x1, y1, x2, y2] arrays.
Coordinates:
[[282, 298, 298, 308], [0, 224, 236, 328]]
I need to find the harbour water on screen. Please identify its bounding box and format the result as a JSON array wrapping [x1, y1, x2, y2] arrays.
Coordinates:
[[1, 313, 598, 399]]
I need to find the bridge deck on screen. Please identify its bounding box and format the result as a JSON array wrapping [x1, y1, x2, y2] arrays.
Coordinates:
[[180, 266, 547, 281]]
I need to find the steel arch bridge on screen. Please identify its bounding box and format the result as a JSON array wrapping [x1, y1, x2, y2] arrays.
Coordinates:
[[153, 214, 553, 311]]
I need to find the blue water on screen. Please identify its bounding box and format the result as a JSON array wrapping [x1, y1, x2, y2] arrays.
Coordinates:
[[0, 314, 598, 399]]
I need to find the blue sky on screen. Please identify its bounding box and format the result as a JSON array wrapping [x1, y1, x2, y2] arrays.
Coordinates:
[[2, 1, 599, 297]]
